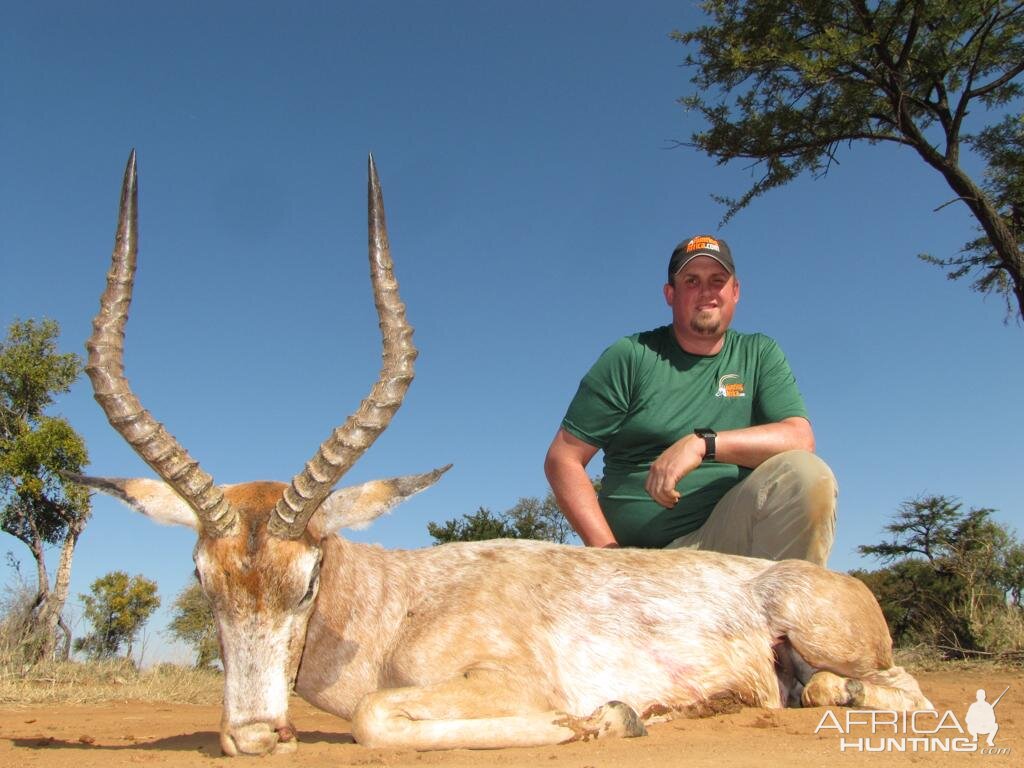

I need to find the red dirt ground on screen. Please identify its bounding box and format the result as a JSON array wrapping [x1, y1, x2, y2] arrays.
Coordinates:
[[2, 669, 1020, 767]]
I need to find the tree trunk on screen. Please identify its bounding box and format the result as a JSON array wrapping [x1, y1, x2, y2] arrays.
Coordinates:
[[914, 141, 1024, 321], [31, 523, 82, 663], [26, 530, 57, 662], [56, 615, 72, 661]]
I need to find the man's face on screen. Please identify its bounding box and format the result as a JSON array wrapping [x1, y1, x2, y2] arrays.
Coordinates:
[[664, 256, 740, 339]]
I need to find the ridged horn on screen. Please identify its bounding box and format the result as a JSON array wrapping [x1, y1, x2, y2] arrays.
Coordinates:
[[268, 155, 416, 539], [86, 151, 238, 537]]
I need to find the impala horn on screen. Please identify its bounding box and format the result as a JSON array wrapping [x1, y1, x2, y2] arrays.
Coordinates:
[[87, 151, 239, 536], [267, 155, 417, 539]]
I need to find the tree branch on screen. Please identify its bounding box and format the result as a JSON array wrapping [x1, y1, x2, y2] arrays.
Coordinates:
[[969, 60, 1024, 100], [951, 5, 1014, 151], [895, 0, 922, 70]]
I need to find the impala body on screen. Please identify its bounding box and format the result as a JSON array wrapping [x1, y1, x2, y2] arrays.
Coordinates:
[[76, 153, 931, 756]]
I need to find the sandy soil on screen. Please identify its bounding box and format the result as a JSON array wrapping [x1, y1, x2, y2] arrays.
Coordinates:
[[2, 669, 1020, 767]]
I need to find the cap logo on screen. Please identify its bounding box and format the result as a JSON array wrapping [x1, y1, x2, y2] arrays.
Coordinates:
[[686, 236, 721, 253]]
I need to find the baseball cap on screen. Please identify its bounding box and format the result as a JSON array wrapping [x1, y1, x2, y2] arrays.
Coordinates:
[[668, 235, 735, 281]]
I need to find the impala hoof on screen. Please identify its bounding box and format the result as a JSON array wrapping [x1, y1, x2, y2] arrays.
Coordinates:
[[597, 701, 648, 739]]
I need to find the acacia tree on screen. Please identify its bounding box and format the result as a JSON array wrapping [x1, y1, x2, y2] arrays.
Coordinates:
[[167, 578, 220, 669], [852, 495, 1024, 655], [676, 0, 1024, 320], [0, 319, 90, 661], [74, 571, 160, 661]]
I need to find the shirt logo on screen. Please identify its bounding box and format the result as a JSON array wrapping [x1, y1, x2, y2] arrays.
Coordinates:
[[716, 373, 746, 398]]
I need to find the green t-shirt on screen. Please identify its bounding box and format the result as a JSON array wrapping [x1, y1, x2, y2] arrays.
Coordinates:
[[561, 326, 808, 548]]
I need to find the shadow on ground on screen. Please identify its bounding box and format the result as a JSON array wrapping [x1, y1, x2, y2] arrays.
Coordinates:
[[12, 729, 354, 755]]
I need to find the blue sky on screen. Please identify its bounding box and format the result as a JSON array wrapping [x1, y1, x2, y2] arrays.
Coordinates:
[[3, 1, 1021, 664]]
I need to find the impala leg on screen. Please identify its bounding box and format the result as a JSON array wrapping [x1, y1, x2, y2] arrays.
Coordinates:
[[351, 668, 646, 750], [801, 667, 932, 711], [755, 560, 933, 711]]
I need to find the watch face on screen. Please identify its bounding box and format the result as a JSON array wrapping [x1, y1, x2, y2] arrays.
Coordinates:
[[695, 428, 715, 438]]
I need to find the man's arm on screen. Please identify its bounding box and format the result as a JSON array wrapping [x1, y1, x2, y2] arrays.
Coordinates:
[[645, 417, 815, 509], [544, 428, 619, 548]]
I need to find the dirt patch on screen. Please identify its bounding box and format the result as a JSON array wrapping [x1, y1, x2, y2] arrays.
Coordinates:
[[1, 670, 1020, 767]]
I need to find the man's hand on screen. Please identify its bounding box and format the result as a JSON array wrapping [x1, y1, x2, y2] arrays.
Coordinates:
[[644, 433, 706, 508]]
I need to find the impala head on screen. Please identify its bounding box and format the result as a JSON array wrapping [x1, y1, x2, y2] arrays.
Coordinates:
[[73, 152, 448, 756]]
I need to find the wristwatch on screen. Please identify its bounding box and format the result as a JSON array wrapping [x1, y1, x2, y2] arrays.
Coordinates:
[[694, 428, 717, 462]]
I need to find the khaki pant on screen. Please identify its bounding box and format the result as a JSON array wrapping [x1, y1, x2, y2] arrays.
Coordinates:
[[665, 450, 837, 566]]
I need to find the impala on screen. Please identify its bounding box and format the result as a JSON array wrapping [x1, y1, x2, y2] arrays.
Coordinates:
[[74, 152, 931, 756]]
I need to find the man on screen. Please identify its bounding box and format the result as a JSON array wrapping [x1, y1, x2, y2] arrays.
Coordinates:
[[544, 235, 836, 565]]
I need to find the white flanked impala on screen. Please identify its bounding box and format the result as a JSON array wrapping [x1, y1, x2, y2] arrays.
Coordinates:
[[74, 152, 931, 756]]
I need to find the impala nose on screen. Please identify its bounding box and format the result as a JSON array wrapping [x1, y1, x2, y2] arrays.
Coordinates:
[[222, 722, 297, 756]]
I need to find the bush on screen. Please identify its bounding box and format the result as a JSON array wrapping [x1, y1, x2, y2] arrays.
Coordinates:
[[0, 577, 57, 672], [853, 495, 1024, 658]]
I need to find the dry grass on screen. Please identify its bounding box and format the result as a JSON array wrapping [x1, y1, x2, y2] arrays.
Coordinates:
[[0, 583, 224, 707], [0, 658, 223, 706], [2, 652, 1019, 709], [895, 643, 1024, 673]]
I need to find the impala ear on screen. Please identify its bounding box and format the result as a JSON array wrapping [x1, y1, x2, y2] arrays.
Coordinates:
[[67, 473, 200, 531], [308, 465, 452, 537]]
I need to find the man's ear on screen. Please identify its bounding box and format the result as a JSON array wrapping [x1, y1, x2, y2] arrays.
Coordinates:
[[66, 473, 200, 530], [308, 465, 452, 538]]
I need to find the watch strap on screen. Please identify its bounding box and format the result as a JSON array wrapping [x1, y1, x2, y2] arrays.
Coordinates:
[[694, 428, 716, 461]]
